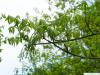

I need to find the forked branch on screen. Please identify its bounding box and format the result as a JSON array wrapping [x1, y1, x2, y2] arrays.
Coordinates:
[[43, 37, 100, 59]]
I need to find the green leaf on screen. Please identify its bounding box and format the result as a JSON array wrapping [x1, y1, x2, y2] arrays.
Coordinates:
[[7, 37, 15, 45], [8, 26, 15, 34], [6, 15, 15, 24]]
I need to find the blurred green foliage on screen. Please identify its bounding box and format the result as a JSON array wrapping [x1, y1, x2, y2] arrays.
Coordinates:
[[0, 0, 100, 75]]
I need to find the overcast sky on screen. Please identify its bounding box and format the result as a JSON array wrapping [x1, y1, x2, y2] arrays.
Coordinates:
[[0, 0, 48, 75]]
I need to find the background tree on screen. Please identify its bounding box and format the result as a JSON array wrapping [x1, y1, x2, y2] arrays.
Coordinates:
[[1, 0, 100, 75]]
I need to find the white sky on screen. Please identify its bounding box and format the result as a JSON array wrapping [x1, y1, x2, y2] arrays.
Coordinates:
[[0, 0, 48, 17], [0, 0, 48, 75]]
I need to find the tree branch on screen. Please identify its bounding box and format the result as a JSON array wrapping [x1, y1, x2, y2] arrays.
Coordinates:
[[44, 38, 100, 59], [34, 33, 100, 45]]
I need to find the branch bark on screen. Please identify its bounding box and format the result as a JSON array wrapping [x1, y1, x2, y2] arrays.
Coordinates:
[[34, 33, 100, 45], [44, 37, 100, 59]]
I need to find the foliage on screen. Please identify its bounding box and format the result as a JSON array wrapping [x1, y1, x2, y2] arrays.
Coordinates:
[[0, 22, 4, 62], [1, 0, 100, 75], [0, 27, 3, 62]]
